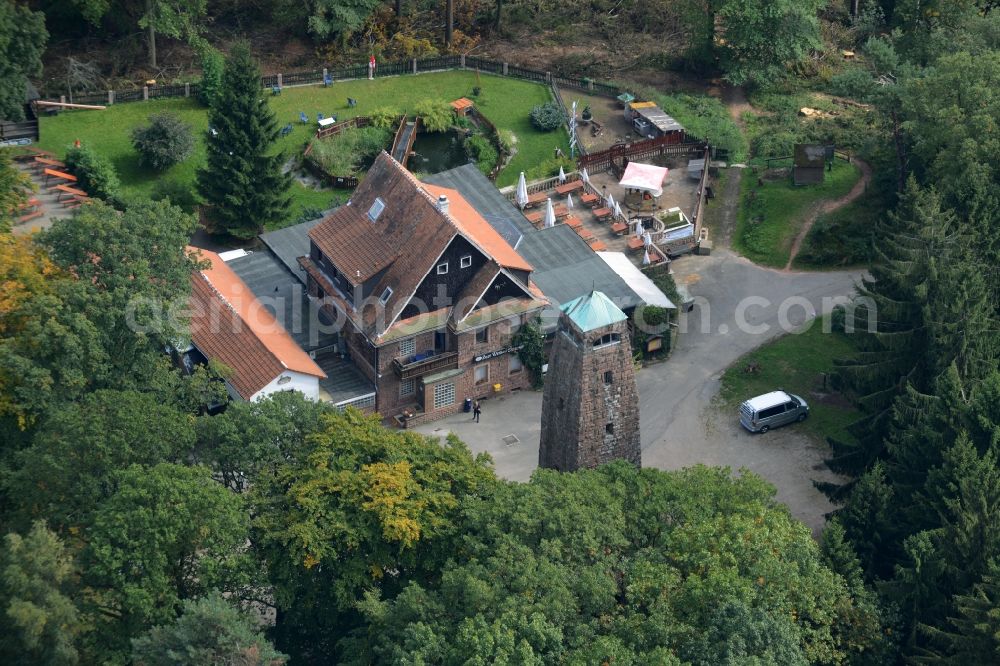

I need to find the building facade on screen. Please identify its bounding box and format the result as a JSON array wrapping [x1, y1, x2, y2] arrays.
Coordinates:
[[300, 152, 548, 426], [539, 291, 641, 471]]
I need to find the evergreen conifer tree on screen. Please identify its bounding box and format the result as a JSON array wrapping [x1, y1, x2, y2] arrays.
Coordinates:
[[196, 42, 290, 239]]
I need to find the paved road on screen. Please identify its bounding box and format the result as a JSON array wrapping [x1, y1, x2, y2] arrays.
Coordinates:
[[418, 246, 859, 533]]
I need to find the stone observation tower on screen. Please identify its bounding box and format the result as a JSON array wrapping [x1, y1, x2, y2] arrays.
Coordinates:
[[539, 290, 640, 471]]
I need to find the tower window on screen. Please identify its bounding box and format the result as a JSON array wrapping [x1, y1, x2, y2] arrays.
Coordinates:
[[604, 371, 613, 384], [605, 423, 614, 435], [593, 333, 621, 348]]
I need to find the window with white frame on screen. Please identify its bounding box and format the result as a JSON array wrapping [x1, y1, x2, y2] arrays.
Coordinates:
[[399, 378, 415, 397], [593, 332, 621, 348], [474, 364, 489, 384], [433, 382, 455, 409], [399, 338, 415, 358], [437, 262, 449, 275], [460, 255, 473, 268], [509, 354, 523, 374]]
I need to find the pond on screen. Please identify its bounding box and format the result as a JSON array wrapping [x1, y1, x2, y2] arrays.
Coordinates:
[[409, 129, 473, 174]]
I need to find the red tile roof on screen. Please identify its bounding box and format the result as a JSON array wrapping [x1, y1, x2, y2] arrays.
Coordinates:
[[189, 248, 325, 400], [421, 183, 533, 273]]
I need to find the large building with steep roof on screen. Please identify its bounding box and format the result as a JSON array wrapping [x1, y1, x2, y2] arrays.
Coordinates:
[[300, 152, 548, 424]]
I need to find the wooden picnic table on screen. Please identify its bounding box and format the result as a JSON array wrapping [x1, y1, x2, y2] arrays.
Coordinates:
[[580, 192, 599, 207], [44, 168, 77, 184], [627, 236, 645, 251], [555, 180, 583, 195], [575, 228, 595, 242], [53, 184, 88, 201], [525, 204, 568, 224], [593, 207, 612, 221], [33, 156, 65, 172], [563, 216, 583, 229], [523, 191, 548, 209], [611, 221, 628, 235], [588, 240, 608, 251]]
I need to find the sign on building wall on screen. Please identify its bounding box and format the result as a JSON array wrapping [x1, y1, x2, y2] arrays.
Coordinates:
[[473, 346, 521, 364]]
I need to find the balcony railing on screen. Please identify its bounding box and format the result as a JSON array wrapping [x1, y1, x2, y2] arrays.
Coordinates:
[[392, 350, 459, 379]]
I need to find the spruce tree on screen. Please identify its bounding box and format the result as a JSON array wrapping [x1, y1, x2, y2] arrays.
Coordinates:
[[915, 563, 1000, 664], [197, 42, 291, 239]]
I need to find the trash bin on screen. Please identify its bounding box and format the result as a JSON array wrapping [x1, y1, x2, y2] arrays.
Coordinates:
[[463, 398, 472, 413]]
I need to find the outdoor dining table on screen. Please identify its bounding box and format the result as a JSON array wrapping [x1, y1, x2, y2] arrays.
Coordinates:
[[580, 192, 599, 206], [555, 180, 583, 195], [627, 236, 645, 251], [564, 216, 583, 229], [576, 227, 595, 242], [318, 117, 336, 128], [611, 221, 628, 235], [592, 207, 612, 221]]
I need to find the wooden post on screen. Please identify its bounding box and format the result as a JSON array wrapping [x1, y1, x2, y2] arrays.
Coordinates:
[[322, 68, 328, 84], [60, 95, 66, 105], [460, 54, 466, 68], [413, 59, 418, 74], [277, 73, 282, 88], [546, 72, 552, 83], [143, 86, 149, 101], [184, 83, 190, 97], [588, 80, 594, 91], [502, 62, 508, 76], [108, 90, 114, 105]]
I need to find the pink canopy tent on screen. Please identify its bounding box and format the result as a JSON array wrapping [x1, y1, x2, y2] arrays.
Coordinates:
[[619, 162, 669, 197]]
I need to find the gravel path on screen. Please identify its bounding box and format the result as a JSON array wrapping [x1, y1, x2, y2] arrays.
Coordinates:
[[784, 158, 872, 271]]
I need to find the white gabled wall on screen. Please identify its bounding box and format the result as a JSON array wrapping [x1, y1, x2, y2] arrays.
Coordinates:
[[250, 370, 321, 402]]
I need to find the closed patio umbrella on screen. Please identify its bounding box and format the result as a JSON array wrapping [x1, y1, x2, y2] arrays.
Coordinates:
[[544, 198, 557, 228], [558, 165, 567, 183], [644, 231, 652, 246], [580, 167, 590, 184], [606, 193, 616, 211], [516, 172, 529, 210], [614, 200, 623, 219], [566, 193, 574, 210], [642, 248, 651, 266], [635, 218, 645, 238]]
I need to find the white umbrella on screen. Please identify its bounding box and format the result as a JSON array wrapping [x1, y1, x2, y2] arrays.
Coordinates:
[[614, 200, 623, 219], [606, 193, 616, 211], [635, 219, 644, 238], [544, 198, 556, 228], [644, 231, 652, 246], [580, 167, 590, 184], [566, 193, 574, 210], [516, 172, 529, 210], [642, 248, 651, 266], [558, 166, 567, 183]]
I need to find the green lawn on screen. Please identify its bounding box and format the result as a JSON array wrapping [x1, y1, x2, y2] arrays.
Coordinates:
[[733, 160, 860, 268], [718, 319, 859, 443], [37, 71, 568, 227]]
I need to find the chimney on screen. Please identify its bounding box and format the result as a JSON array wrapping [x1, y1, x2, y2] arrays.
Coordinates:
[[436, 194, 449, 215]]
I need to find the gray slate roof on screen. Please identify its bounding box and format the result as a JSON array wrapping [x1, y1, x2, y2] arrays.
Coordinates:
[[258, 214, 330, 284], [516, 225, 643, 330], [226, 250, 337, 352], [423, 164, 532, 244]]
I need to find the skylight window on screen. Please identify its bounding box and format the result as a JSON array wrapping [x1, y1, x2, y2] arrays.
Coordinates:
[[368, 198, 386, 222], [379, 286, 393, 304]]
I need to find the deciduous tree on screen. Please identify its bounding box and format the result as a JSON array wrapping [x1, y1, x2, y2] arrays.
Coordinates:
[[0, 1, 47, 121]]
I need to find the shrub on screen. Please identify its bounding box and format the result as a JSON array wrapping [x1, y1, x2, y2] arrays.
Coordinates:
[[497, 129, 516, 154], [198, 47, 225, 107], [370, 106, 401, 129], [530, 102, 564, 131], [526, 155, 575, 180], [64, 145, 121, 203], [414, 99, 453, 132], [151, 179, 199, 212], [131, 113, 195, 171], [464, 134, 498, 175], [306, 126, 391, 176]]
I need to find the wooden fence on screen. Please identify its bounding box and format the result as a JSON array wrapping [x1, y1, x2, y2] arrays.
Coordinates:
[[577, 135, 702, 174]]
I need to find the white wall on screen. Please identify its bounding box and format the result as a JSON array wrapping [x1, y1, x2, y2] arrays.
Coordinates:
[[250, 370, 320, 402]]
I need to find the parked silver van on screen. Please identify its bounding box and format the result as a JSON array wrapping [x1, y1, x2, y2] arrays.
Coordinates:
[[739, 390, 809, 433]]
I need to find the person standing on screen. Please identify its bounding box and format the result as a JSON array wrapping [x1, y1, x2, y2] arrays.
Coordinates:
[[368, 55, 376, 80], [473, 400, 481, 423]]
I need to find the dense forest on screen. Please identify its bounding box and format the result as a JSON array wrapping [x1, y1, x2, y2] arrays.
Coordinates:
[[2, 0, 1000, 664]]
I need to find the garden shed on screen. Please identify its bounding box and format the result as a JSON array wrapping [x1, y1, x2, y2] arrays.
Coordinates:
[[626, 102, 684, 140], [793, 144, 826, 185]]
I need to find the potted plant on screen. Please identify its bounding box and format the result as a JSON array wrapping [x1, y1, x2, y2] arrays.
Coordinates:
[[581, 105, 593, 122]]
